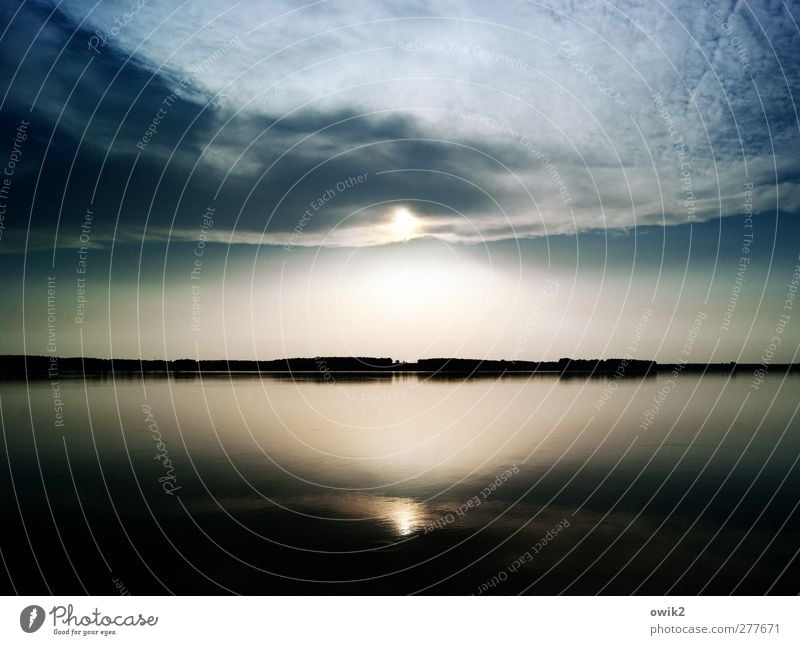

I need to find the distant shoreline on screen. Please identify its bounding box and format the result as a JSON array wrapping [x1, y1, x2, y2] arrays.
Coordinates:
[[1, 355, 797, 378]]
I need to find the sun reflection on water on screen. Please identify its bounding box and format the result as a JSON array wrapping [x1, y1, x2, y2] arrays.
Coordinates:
[[383, 498, 425, 536]]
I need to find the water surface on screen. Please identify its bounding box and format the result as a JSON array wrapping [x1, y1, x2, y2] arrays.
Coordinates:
[[1, 372, 798, 594]]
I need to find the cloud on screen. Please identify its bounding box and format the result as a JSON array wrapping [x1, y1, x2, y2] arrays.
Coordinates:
[[1, 0, 797, 251]]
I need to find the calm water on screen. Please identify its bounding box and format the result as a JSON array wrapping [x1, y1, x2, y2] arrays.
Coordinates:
[[1, 372, 798, 594]]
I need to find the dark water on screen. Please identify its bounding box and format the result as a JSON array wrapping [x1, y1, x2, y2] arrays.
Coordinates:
[[1, 372, 798, 595]]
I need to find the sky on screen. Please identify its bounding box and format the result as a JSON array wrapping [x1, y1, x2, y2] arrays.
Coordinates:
[[0, 0, 798, 362]]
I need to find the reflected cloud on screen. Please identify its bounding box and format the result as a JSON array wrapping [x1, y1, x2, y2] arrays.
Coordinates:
[[190, 491, 429, 537]]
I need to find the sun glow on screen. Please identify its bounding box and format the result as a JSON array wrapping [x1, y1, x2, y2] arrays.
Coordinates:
[[391, 207, 421, 241]]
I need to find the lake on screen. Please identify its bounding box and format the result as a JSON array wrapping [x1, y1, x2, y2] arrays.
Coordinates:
[[1, 371, 798, 594]]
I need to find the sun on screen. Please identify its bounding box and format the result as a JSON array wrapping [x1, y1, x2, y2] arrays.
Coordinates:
[[391, 207, 420, 240]]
